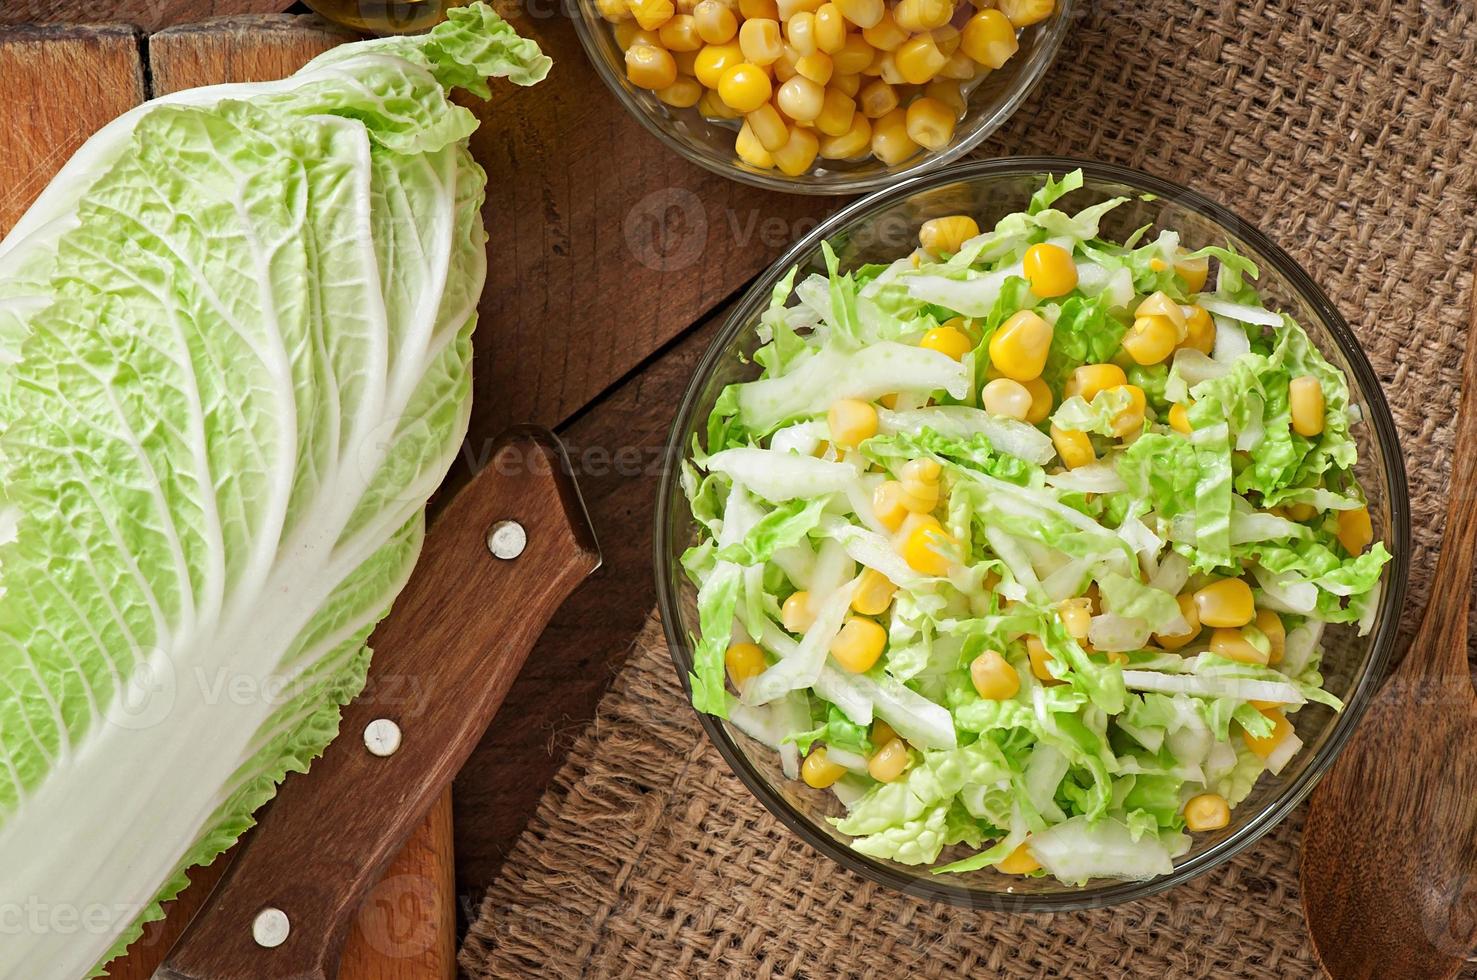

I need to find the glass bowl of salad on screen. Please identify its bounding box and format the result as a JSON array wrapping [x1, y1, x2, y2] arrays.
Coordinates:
[[654, 158, 1410, 908], [569, 0, 1073, 193]]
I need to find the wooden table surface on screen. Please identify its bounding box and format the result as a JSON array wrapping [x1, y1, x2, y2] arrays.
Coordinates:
[[0, 0, 844, 940]]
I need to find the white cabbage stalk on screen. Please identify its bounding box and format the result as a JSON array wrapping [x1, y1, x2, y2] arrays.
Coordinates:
[[0, 9, 549, 976]]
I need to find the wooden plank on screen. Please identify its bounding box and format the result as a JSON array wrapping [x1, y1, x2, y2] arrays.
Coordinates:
[[454, 306, 723, 892], [148, 13, 354, 93], [464, 4, 837, 443], [0, 23, 144, 232], [0, 1, 296, 33]]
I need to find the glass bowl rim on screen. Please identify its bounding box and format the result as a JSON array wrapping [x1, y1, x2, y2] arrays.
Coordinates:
[[653, 155, 1412, 910], [565, 0, 1078, 196]]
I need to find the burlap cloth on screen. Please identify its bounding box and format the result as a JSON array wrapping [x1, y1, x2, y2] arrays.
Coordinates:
[[461, 0, 1476, 975]]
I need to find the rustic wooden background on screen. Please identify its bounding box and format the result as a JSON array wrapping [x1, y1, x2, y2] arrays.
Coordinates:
[[0, 0, 844, 937]]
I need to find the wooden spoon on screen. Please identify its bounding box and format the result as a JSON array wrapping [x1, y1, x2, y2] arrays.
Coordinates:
[[1301, 282, 1477, 978]]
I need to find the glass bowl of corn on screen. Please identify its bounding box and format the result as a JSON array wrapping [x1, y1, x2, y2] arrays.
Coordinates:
[[654, 158, 1411, 907], [571, 0, 1073, 192]]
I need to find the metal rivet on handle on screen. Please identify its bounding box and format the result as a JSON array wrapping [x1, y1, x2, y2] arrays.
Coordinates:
[[486, 520, 526, 560], [363, 718, 402, 758], [252, 908, 290, 948]]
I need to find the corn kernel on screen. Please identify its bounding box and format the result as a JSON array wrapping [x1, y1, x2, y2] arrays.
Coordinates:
[[905, 95, 955, 148], [1289, 375, 1326, 437], [896, 34, 947, 84], [872, 49, 904, 84], [870, 107, 920, 165], [868, 737, 911, 781], [939, 48, 978, 79], [652, 75, 703, 107], [744, 102, 790, 150], [989, 309, 1053, 381], [893, 0, 951, 30], [598, 0, 634, 22], [785, 10, 817, 55], [1154, 593, 1202, 651], [982, 378, 1033, 420], [923, 78, 966, 117], [693, 0, 737, 40], [1122, 315, 1178, 365], [726, 642, 767, 688], [1107, 384, 1147, 438], [871, 719, 897, 747], [1066, 363, 1126, 402], [811, 86, 855, 135], [629, 0, 676, 30], [858, 78, 899, 118], [741, 0, 779, 15], [1135, 291, 1188, 340], [782, 591, 816, 632], [1209, 627, 1269, 665], [1026, 635, 1058, 682], [1022, 242, 1078, 298], [901, 457, 942, 483], [832, 35, 875, 74], [1242, 707, 1293, 759], [1194, 578, 1256, 628], [970, 649, 1020, 700], [835, 0, 884, 26], [1050, 426, 1095, 469], [1175, 251, 1210, 292], [831, 616, 888, 672], [773, 45, 801, 81], [997, 840, 1040, 874], [615, 21, 660, 47], [795, 50, 834, 84], [1337, 505, 1373, 556], [813, 2, 848, 51], [801, 746, 848, 787], [698, 87, 741, 118], [862, 8, 908, 49], [1058, 598, 1092, 640], [735, 119, 776, 167], [1183, 792, 1230, 832], [658, 13, 704, 49], [1285, 501, 1318, 522], [739, 17, 785, 63], [909, 325, 970, 363], [961, 9, 1017, 68], [852, 568, 898, 615], [932, 23, 961, 56], [831, 71, 862, 96], [626, 43, 679, 89], [827, 397, 878, 448], [1168, 402, 1192, 435], [898, 515, 955, 575], [1256, 609, 1286, 665], [819, 111, 872, 157], [1179, 304, 1214, 355], [716, 62, 773, 111], [673, 46, 700, 73], [777, 74, 826, 122], [1023, 376, 1053, 424], [693, 41, 744, 86], [873, 480, 909, 530]]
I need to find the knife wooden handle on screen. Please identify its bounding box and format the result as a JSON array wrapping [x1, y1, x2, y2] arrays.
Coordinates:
[[158, 426, 600, 980]]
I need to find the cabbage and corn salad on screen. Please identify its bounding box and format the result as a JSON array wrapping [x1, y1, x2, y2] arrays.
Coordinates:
[[679, 172, 1392, 884]]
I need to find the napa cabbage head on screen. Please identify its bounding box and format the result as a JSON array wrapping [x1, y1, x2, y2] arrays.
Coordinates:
[[0, 7, 548, 977]]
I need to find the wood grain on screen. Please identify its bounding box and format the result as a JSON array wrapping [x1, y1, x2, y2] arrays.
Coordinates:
[[159, 429, 600, 980], [0, 23, 144, 233], [0, 1, 295, 32], [148, 13, 354, 93], [454, 307, 722, 894], [1301, 283, 1477, 979], [462, 3, 836, 443]]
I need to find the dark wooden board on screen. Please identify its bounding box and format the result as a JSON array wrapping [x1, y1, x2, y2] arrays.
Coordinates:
[[0, 0, 296, 32], [0, 23, 145, 231]]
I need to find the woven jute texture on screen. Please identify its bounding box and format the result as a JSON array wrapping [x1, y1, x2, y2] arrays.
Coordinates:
[[462, 0, 1476, 975]]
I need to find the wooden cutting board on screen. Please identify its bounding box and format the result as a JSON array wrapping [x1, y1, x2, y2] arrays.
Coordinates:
[[0, 17, 456, 980]]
